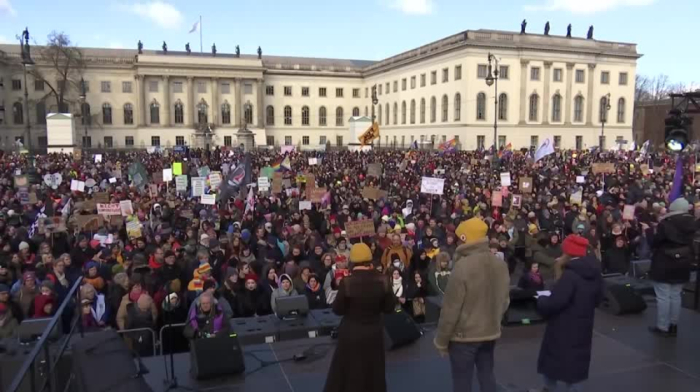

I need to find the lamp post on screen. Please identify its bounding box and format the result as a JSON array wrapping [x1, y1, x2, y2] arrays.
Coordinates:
[[600, 92, 611, 150], [485, 53, 499, 151], [20, 29, 35, 152], [79, 77, 88, 148], [371, 84, 378, 148]]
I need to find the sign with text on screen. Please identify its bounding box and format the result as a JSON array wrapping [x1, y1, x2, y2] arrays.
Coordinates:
[[191, 177, 206, 197], [519, 177, 533, 193], [97, 203, 121, 216], [623, 205, 636, 220], [420, 177, 445, 195], [173, 162, 183, 176], [272, 173, 283, 194], [576, 176, 585, 184], [592, 163, 615, 174], [512, 194, 522, 208], [345, 219, 376, 239], [309, 187, 326, 203], [175, 175, 188, 191], [500, 172, 511, 187], [299, 201, 312, 210], [76, 215, 103, 232], [491, 191, 503, 207], [119, 200, 134, 216], [200, 194, 216, 205], [208, 172, 222, 189], [367, 163, 383, 178]]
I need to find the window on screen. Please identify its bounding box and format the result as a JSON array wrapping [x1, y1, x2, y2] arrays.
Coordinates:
[[385, 103, 390, 125], [551, 94, 562, 122], [392, 81, 397, 93], [266, 106, 275, 126], [266, 136, 275, 146], [174, 101, 184, 124], [442, 68, 449, 83], [441, 95, 448, 122], [455, 65, 462, 81], [284, 86, 292, 96], [575, 70, 585, 83], [530, 136, 539, 149], [530, 67, 541, 81], [336, 88, 344, 98], [402, 79, 407, 91], [619, 72, 628, 86], [101, 81, 111, 93], [266, 85, 274, 96], [401, 136, 406, 148], [385, 83, 390, 93], [285, 136, 292, 146], [13, 102, 23, 124], [81, 103, 91, 125], [477, 65, 488, 79], [149, 80, 159, 92], [575, 136, 583, 150], [599, 96, 610, 123], [83, 81, 92, 93], [222, 136, 231, 146], [244, 105, 253, 124], [320, 136, 327, 145], [284, 106, 292, 125], [499, 136, 507, 149], [302, 106, 310, 126], [82, 136, 92, 148], [12, 79, 21, 91], [151, 136, 160, 146], [420, 98, 426, 124], [617, 98, 626, 123], [393, 136, 398, 147], [196, 81, 207, 93], [401, 101, 407, 124], [499, 66, 509, 80], [172, 81, 183, 93], [352, 107, 360, 117], [122, 81, 132, 93], [365, 88, 368, 98], [378, 105, 382, 123], [420, 74, 426, 87], [430, 96, 437, 123], [529, 94, 539, 121], [476, 93, 486, 120], [35, 80, 44, 91], [302, 136, 310, 145], [431, 71, 437, 85], [36, 101, 46, 124], [102, 103, 112, 125], [221, 83, 230, 94], [319, 87, 327, 97], [353, 88, 360, 98], [319, 107, 327, 126], [123, 103, 134, 125], [221, 102, 231, 124], [554, 136, 561, 149], [378, 84, 383, 95], [125, 136, 134, 146], [244, 84, 253, 94], [336, 107, 345, 126], [302, 87, 309, 97], [553, 68, 563, 82], [197, 101, 208, 124], [336, 136, 343, 146], [392, 102, 398, 124], [574, 96, 584, 122], [104, 136, 113, 148], [601, 71, 610, 85], [410, 100, 416, 124], [150, 100, 160, 124], [411, 76, 416, 89], [498, 93, 508, 120]]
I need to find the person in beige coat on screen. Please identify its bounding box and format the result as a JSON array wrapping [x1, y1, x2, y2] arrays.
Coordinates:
[[116, 282, 158, 331], [434, 217, 511, 392]]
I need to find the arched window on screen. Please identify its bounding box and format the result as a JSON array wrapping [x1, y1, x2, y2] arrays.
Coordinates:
[[266, 105, 275, 125], [102, 103, 112, 125], [302, 106, 310, 126], [410, 99, 416, 124], [528, 94, 539, 122], [378, 104, 382, 124], [401, 101, 406, 124], [574, 95, 584, 122], [393, 102, 398, 125], [352, 107, 360, 117], [476, 93, 486, 120], [420, 98, 426, 124], [454, 93, 461, 121], [599, 96, 609, 123], [319, 106, 327, 126], [221, 102, 231, 124], [385, 103, 389, 126], [336, 107, 344, 126], [36, 101, 46, 125], [123, 103, 134, 125], [617, 98, 626, 123], [197, 100, 208, 125], [174, 100, 184, 124], [441, 95, 448, 122], [150, 100, 160, 124], [81, 102, 92, 125], [12, 102, 23, 124], [430, 96, 436, 123], [284, 106, 292, 125], [551, 94, 562, 122], [244, 104, 253, 124], [498, 93, 508, 120]]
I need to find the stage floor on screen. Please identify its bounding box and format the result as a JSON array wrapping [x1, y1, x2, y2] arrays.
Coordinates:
[[142, 304, 700, 392]]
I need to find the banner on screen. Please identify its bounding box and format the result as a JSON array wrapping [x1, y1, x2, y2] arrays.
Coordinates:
[[281, 145, 295, 154], [345, 219, 376, 238], [358, 122, 380, 146], [420, 177, 445, 195], [97, 203, 121, 216]]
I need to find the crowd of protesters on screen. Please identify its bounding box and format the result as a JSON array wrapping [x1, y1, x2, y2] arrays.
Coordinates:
[[0, 145, 697, 361]]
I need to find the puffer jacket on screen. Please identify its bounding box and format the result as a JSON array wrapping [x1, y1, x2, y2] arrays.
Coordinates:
[[650, 212, 696, 284]]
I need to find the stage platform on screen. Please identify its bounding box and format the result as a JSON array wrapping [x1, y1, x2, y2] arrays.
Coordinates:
[[141, 303, 700, 392]]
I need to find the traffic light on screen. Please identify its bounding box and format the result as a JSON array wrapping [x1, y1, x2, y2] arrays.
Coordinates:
[[664, 109, 693, 151]]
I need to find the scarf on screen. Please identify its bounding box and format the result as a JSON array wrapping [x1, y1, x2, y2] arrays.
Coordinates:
[[54, 270, 69, 287], [392, 277, 403, 298], [529, 271, 543, 285]]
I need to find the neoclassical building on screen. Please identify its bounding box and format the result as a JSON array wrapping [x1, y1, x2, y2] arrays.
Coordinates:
[[0, 28, 639, 151]]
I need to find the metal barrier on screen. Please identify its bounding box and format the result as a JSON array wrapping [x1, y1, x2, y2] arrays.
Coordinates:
[[159, 322, 186, 356], [115, 327, 158, 357]]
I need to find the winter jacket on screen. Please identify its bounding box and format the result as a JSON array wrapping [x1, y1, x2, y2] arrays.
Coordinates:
[[270, 279, 298, 314], [650, 212, 696, 284]]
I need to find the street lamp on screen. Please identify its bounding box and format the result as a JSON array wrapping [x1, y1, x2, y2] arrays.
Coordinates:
[[371, 84, 379, 148], [20, 28, 35, 152], [485, 53, 499, 151], [79, 77, 88, 147], [600, 92, 611, 150]]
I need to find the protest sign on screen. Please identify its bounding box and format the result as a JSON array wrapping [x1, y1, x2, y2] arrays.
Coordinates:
[[119, 200, 134, 216], [576, 176, 586, 184], [519, 177, 533, 193], [261, 166, 275, 179], [151, 171, 162, 185], [345, 219, 376, 239], [640, 164, 650, 176], [70, 180, 86, 192], [201, 194, 216, 205], [208, 172, 222, 189], [362, 187, 388, 200], [173, 162, 183, 176], [420, 177, 445, 195], [126, 220, 142, 239], [175, 175, 188, 191], [272, 173, 283, 194], [592, 163, 615, 174], [281, 145, 295, 154], [163, 168, 173, 182], [94, 192, 109, 203], [149, 184, 158, 198], [512, 194, 522, 208], [309, 187, 326, 203], [18, 188, 30, 205], [500, 172, 511, 187], [623, 205, 636, 220], [43, 173, 62, 189], [570, 191, 583, 206], [109, 177, 117, 184], [258, 177, 270, 190], [367, 163, 383, 178], [309, 158, 318, 165], [44, 216, 67, 233], [491, 191, 503, 207], [94, 154, 102, 163], [299, 201, 312, 210], [97, 203, 121, 216], [191, 177, 206, 197], [76, 215, 103, 232], [305, 174, 316, 189], [198, 166, 211, 178]]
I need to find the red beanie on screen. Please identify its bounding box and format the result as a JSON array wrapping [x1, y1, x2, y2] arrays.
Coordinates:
[[562, 235, 589, 257]]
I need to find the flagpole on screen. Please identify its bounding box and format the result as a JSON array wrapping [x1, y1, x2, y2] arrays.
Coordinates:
[[199, 15, 203, 53]]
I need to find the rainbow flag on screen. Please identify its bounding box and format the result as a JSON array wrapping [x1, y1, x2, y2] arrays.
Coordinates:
[[438, 138, 457, 153], [498, 142, 512, 158], [271, 155, 291, 172]]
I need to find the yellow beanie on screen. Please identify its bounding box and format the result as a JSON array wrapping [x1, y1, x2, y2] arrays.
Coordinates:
[[455, 218, 488, 244], [349, 243, 373, 264]]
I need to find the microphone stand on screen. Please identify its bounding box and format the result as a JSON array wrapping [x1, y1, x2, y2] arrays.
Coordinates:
[[162, 291, 194, 392]]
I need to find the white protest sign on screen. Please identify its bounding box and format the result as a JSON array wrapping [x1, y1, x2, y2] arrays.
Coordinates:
[[191, 177, 206, 197], [163, 168, 173, 182], [308, 158, 318, 165], [200, 194, 216, 205], [119, 200, 134, 216], [299, 201, 312, 210], [43, 173, 63, 189], [109, 177, 117, 184], [576, 176, 585, 184], [500, 172, 511, 187], [258, 177, 270, 190], [94, 154, 102, 163], [420, 177, 445, 195], [175, 175, 188, 191], [97, 203, 121, 216]]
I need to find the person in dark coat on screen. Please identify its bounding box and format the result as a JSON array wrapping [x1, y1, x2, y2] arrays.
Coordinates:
[[304, 274, 327, 309], [535, 235, 603, 392], [324, 243, 395, 392], [649, 198, 695, 336]]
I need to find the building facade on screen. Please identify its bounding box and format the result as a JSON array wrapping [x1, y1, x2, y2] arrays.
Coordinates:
[[0, 28, 639, 151]]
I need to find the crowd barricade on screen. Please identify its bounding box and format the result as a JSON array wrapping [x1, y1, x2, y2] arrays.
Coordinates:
[[115, 327, 158, 357]]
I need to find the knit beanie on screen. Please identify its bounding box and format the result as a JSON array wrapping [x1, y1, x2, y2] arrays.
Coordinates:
[[455, 218, 488, 244], [19, 241, 30, 251], [197, 263, 212, 275], [562, 235, 589, 257], [41, 280, 54, 292], [669, 198, 690, 213], [349, 243, 372, 264]]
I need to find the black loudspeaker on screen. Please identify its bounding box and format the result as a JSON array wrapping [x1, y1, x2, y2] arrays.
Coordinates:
[[0, 337, 73, 392], [189, 335, 245, 380], [599, 283, 647, 315], [383, 310, 422, 350]]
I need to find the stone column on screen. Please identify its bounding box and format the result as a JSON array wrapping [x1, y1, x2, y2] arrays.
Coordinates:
[[136, 75, 146, 126], [187, 77, 195, 126], [542, 62, 552, 124], [518, 59, 529, 124], [564, 62, 575, 125], [234, 78, 243, 127], [211, 78, 219, 126], [586, 64, 596, 125], [162, 75, 170, 127], [256, 79, 264, 127]]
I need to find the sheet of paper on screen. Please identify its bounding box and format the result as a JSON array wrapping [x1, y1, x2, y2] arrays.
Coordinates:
[[535, 290, 552, 298]]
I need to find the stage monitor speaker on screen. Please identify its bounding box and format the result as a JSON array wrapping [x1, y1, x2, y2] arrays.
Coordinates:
[[599, 283, 647, 315], [190, 334, 245, 380], [383, 309, 422, 350]]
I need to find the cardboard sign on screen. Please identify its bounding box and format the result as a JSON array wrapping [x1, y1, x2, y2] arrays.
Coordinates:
[[640, 164, 650, 175], [305, 174, 316, 190], [512, 194, 522, 208], [97, 203, 121, 216], [73, 149, 82, 161], [345, 219, 376, 239], [272, 173, 283, 194], [367, 163, 383, 178], [519, 177, 533, 193], [208, 172, 222, 189], [623, 205, 636, 220], [201, 194, 216, 205], [44, 216, 67, 233], [420, 177, 445, 195], [151, 171, 163, 185], [119, 200, 134, 216], [500, 172, 511, 187], [81, 199, 97, 212], [309, 187, 326, 203], [570, 191, 583, 206], [592, 163, 615, 174], [362, 187, 388, 200], [576, 176, 586, 184], [94, 192, 109, 203], [76, 215, 103, 231], [299, 201, 312, 210], [148, 184, 158, 198], [175, 175, 188, 191], [491, 191, 503, 207]]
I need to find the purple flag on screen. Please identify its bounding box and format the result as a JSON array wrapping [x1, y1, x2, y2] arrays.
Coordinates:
[[669, 155, 684, 202]]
